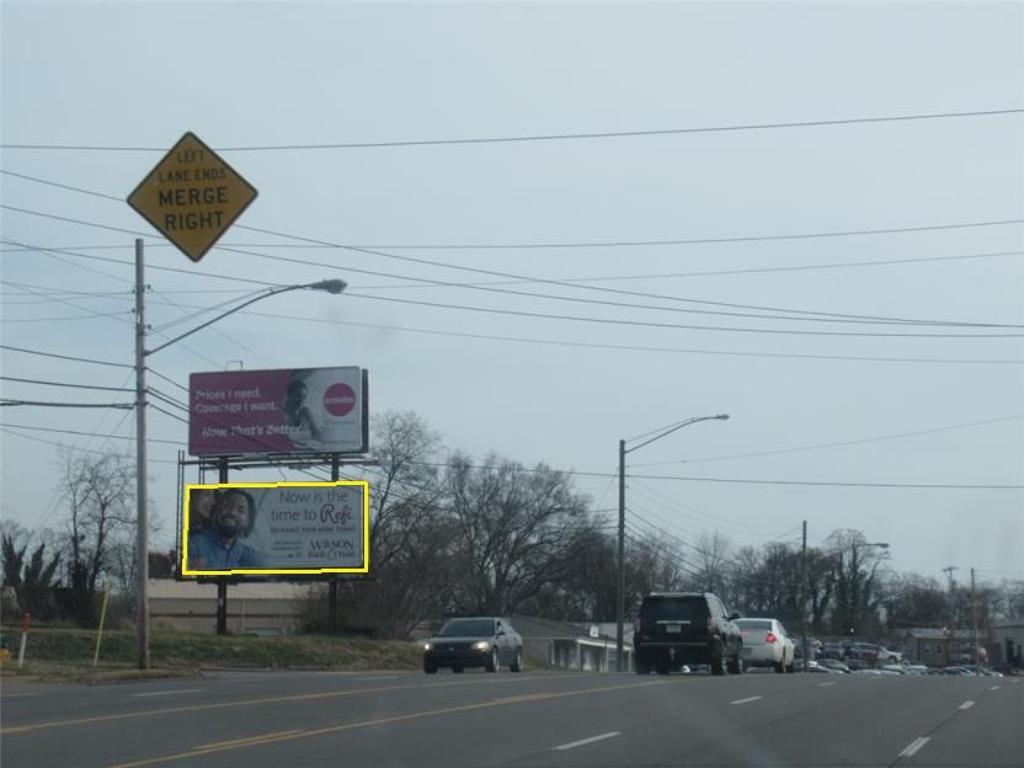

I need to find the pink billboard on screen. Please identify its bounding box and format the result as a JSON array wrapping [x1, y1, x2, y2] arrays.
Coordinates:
[[188, 367, 367, 456]]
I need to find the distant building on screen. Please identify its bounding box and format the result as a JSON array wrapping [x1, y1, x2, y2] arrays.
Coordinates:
[[902, 628, 982, 666], [149, 580, 307, 635], [510, 614, 633, 672], [988, 622, 1024, 667]]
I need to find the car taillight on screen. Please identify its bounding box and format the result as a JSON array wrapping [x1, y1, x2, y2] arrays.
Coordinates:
[[766, 632, 778, 644]]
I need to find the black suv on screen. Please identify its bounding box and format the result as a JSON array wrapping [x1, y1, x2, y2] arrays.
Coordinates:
[[634, 592, 743, 676]]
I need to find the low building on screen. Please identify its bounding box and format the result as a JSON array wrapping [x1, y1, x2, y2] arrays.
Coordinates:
[[988, 622, 1024, 667], [509, 615, 633, 672], [149, 579, 308, 635], [902, 628, 982, 666]]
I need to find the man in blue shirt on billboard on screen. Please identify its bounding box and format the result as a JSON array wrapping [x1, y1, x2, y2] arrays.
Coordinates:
[[188, 489, 264, 569]]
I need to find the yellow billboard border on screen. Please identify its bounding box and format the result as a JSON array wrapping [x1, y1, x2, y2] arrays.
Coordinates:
[[180, 480, 370, 577]]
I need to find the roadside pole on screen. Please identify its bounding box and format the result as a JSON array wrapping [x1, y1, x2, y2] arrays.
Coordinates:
[[971, 567, 979, 667], [93, 584, 112, 668], [615, 438, 626, 672], [216, 457, 229, 635], [16, 613, 30, 669], [801, 520, 808, 671], [328, 454, 340, 636], [135, 238, 151, 670]]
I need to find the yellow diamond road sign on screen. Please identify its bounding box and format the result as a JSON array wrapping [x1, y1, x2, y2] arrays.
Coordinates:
[[127, 132, 257, 263]]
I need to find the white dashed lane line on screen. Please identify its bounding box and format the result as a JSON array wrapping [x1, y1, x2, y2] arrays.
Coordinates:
[[817, 682, 837, 687], [958, 700, 975, 710], [989, 685, 1001, 690], [898, 736, 930, 758], [553, 732, 621, 751], [132, 688, 205, 698], [730, 696, 763, 705]]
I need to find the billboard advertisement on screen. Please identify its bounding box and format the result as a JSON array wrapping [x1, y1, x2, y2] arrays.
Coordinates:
[[189, 367, 368, 456], [180, 481, 369, 577]]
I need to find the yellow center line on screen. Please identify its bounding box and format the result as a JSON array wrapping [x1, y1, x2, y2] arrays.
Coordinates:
[[0, 674, 547, 736], [107, 679, 675, 768], [193, 729, 305, 751]]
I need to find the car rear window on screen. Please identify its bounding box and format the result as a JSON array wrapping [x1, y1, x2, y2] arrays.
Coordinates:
[[737, 619, 773, 630], [438, 619, 494, 637], [640, 597, 708, 622]]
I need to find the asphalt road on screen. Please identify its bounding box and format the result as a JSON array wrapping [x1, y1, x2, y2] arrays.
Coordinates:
[[2, 668, 1021, 767]]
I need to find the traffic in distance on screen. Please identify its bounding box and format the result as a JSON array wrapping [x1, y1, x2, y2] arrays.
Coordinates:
[[423, 593, 1015, 679]]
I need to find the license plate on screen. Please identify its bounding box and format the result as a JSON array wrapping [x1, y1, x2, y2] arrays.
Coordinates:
[[665, 624, 682, 633]]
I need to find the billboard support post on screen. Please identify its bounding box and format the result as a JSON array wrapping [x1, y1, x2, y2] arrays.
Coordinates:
[[328, 454, 340, 636], [216, 457, 228, 635]]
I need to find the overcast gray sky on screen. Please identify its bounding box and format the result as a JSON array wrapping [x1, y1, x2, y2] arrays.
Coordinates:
[[2, 1, 1022, 581]]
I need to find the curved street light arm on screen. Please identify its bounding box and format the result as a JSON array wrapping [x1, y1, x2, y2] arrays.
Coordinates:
[[145, 280, 344, 357], [626, 413, 730, 454]]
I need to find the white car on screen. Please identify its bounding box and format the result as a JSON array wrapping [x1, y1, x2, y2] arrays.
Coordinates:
[[735, 618, 796, 673]]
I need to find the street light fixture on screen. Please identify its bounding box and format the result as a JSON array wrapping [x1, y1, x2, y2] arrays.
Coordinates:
[[615, 413, 729, 672], [134, 237, 346, 668]]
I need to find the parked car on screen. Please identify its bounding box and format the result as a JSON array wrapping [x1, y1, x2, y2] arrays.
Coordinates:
[[422, 617, 524, 674], [818, 658, 851, 673], [821, 643, 846, 660], [877, 646, 903, 663], [846, 658, 872, 671], [735, 618, 796, 673], [634, 592, 743, 676]]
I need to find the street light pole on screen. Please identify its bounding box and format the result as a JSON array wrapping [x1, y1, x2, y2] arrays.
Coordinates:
[[615, 413, 729, 672], [132, 238, 347, 669]]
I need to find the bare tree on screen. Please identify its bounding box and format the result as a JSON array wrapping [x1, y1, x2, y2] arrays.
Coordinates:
[[825, 529, 888, 636], [692, 530, 732, 595], [335, 412, 452, 637], [444, 454, 593, 615], [56, 448, 136, 625]]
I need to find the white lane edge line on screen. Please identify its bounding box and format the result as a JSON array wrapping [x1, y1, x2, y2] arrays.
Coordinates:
[[354, 676, 398, 681], [1, 692, 40, 698], [958, 700, 975, 710], [553, 731, 622, 751], [817, 682, 837, 687], [898, 736, 930, 758], [132, 688, 205, 698], [730, 695, 763, 705]]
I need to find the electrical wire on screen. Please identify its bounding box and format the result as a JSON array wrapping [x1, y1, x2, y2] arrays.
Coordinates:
[[148, 402, 189, 424], [0, 426, 178, 464], [4, 177, 1022, 327], [0, 422, 183, 446], [2, 106, 1021, 152], [629, 414, 1024, 468], [0, 344, 133, 368], [0, 376, 134, 392], [0, 399, 134, 409]]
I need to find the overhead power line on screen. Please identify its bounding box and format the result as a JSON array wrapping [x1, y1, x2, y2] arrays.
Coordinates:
[[404, 459, 1024, 490], [0, 399, 134, 409], [0, 344, 133, 369], [630, 414, 1024, 467], [5, 165, 1024, 250], [0, 426, 178, 464], [0, 375, 134, 392], [8, 198, 1022, 329], [1, 107, 1021, 152], [5, 173, 1024, 328], [0, 422, 183, 446]]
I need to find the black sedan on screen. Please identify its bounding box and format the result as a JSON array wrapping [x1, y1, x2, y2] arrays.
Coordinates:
[[423, 617, 524, 674]]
